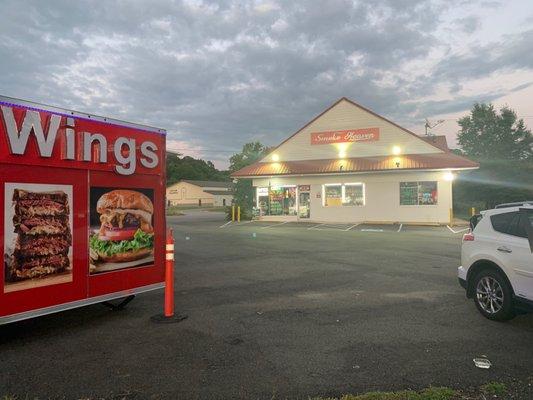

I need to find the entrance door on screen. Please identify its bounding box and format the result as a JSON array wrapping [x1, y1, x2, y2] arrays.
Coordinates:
[[299, 192, 310, 219]]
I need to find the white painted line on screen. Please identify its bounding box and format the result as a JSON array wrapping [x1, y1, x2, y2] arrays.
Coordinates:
[[261, 221, 289, 229], [307, 223, 325, 230], [219, 221, 232, 228], [397, 223, 403, 233], [345, 223, 360, 231], [447, 225, 470, 234], [361, 228, 384, 232], [311, 225, 347, 231]]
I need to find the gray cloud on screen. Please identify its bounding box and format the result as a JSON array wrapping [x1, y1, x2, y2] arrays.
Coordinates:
[[0, 0, 532, 166], [454, 15, 481, 34], [432, 29, 533, 82]]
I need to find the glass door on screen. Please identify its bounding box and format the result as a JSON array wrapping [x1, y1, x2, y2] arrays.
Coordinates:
[[299, 192, 310, 218]]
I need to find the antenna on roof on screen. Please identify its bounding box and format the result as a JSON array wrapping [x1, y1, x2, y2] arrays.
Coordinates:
[[424, 119, 444, 136]]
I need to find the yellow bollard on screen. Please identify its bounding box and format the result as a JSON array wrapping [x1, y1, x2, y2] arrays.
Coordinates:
[[471, 207, 476, 216], [449, 208, 454, 226], [231, 205, 235, 222], [237, 206, 241, 222]]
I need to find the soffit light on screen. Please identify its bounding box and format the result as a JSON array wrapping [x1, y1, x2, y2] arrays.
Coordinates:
[[392, 146, 401, 155], [271, 153, 279, 162]]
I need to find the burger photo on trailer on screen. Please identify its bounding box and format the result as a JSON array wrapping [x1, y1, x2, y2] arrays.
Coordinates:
[[89, 188, 154, 274]]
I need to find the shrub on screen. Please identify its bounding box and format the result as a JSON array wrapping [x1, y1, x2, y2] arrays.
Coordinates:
[[481, 382, 507, 396]]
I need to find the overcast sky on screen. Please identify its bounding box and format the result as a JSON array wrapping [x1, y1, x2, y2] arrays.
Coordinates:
[[1, 0, 533, 168]]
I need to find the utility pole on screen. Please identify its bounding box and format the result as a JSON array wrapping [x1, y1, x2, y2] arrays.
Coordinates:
[[424, 118, 444, 136]]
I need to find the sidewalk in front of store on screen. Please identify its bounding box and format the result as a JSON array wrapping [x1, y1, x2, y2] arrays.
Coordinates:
[[219, 219, 468, 236]]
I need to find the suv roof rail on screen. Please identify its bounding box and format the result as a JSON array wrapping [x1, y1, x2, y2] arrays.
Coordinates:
[[495, 201, 533, 209]]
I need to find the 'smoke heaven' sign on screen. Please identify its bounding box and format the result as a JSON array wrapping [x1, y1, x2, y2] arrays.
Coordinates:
[[310, 128, 379, 145]]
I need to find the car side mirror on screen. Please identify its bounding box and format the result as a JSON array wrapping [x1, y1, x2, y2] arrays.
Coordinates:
[[469, 214, 481, 231]]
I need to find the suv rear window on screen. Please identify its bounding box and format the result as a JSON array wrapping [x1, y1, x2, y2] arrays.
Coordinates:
[[490, 212, 515, 234], [491, 210, 533, 238]]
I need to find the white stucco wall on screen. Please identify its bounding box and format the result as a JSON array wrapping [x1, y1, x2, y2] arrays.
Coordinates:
[[252, 171, 454, 224], [260, 99, 443, 163]]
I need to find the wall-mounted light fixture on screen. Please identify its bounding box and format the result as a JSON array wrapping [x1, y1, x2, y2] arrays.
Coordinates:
[[443, 171, 455, 181], [393, 157, 401, 168], [392, 145, 401, 155], [271, 153, 279, 162]]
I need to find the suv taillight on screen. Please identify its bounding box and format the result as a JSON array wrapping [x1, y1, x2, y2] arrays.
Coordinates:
[[463, 232, 475, 242]]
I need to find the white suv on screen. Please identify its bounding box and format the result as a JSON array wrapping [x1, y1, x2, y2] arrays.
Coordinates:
[[458, 204, 533, 321]]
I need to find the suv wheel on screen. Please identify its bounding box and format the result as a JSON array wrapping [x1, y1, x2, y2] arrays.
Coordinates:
[[473, 269, 515, 321]]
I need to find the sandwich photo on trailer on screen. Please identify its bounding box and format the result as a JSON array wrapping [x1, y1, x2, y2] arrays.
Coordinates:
[[89, 188, 154, 274], [4, 183, 73, 293]]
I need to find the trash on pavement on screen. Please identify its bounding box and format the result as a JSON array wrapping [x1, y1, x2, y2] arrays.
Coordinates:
[[473, 358, 492, 369]]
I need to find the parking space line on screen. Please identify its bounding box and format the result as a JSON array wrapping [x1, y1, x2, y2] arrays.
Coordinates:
[[361, 228, 384, 232], [307, 223, 325, 230], [261, 221, 290, 229], [447, 225, 469, 234], [219, 221, 232, 228], [345, 223, 360, 231], [309, 224, 350, 231], [397, 223, 403, 233]]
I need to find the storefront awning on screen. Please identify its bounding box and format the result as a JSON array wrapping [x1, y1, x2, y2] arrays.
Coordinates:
[[231, 152, 479, 178]]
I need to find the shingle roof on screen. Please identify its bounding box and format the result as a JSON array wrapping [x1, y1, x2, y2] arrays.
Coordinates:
[[181, 180, 233, 188], [420, 135, 449, 151], [204, 190, 234, 195], [231, 152, 479, 177]]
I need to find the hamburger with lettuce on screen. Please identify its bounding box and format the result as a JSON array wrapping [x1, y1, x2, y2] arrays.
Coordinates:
[[90, 190, 154, 263]]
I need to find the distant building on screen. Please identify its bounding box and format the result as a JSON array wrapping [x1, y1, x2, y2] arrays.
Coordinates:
[[166, 180, 234, 207]]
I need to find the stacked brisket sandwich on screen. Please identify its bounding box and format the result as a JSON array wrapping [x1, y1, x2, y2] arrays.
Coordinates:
[[7, 189, 71, 281]]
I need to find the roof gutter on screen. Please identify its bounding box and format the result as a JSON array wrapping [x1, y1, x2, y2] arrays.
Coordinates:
[[231, 166, 479, 179]]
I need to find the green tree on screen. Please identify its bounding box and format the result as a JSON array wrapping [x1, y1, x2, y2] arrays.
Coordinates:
[[166, 154, 229, 185], [457, 103, 532, 160], [453, 103, 533, 215], [228, 142, 270, 173], [228, 142, 271, 217], [454, 159, 533, 212]]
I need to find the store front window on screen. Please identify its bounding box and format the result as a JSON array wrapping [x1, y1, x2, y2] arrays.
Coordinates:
[[323, 183, 365, 207], [400, 181, 438, 205], [343, 183, 365, 206], [270, 186, 297, 215], [256, 186, 297, 216], [324, 184, 342, 206]]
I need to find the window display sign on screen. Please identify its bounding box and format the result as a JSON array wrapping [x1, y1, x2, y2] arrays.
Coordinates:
[[400, 181, 438, 205], [0, 96, 166, 324], [311, 128, 379, 145]]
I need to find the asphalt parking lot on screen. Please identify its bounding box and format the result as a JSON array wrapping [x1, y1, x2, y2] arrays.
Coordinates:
[[1, 210, 533, 399]]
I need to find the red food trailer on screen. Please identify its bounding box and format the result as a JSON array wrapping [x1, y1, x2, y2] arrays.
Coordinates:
[[0, 95, 166, 324]]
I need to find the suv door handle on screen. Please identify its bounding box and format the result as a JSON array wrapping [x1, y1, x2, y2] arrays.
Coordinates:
[[497, 246, 512, 253]]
